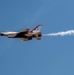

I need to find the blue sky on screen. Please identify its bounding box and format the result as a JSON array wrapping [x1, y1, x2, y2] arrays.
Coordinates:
[[0, 0, 74, 75]]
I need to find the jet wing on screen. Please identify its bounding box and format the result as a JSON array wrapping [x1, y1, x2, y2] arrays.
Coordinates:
[[20, 36, 32, 41], [20, 38, 29, 41], [22, 28, 29, 33]]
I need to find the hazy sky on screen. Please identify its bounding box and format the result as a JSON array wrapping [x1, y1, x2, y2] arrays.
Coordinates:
[[0, 0, 74, 75]]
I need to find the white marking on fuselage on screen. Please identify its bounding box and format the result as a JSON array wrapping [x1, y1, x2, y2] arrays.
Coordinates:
[[1, 32, 18, 38], [2, 32, 18, 35]]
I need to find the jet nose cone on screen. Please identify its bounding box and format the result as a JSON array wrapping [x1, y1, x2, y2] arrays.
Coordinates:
[[0, 33, 4, 36]]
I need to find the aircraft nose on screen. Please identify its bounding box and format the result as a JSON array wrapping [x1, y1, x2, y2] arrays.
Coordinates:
[[0, 33, 4, 36]]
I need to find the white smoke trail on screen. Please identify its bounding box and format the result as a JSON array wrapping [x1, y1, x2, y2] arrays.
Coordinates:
[[43, 30, 74, 36]]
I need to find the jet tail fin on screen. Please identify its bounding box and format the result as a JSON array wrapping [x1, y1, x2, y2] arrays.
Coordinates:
[[31, 25, 42, 33]]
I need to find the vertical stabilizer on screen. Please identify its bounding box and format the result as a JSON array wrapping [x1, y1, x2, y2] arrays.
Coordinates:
[[31, 25, 42, 33]]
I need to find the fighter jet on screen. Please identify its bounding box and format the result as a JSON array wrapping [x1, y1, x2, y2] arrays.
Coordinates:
[[0, 25, 42, 41]]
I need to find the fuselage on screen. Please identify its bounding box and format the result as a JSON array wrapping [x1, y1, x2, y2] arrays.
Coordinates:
[[0, 25, 42, 41], [0, 31, 40, 38]]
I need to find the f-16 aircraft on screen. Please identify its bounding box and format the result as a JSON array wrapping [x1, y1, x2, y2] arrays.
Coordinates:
[[0, 25, 42, 41]]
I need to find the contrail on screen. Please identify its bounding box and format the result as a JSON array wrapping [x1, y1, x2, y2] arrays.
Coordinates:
[[43, 30, 74, 36]]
